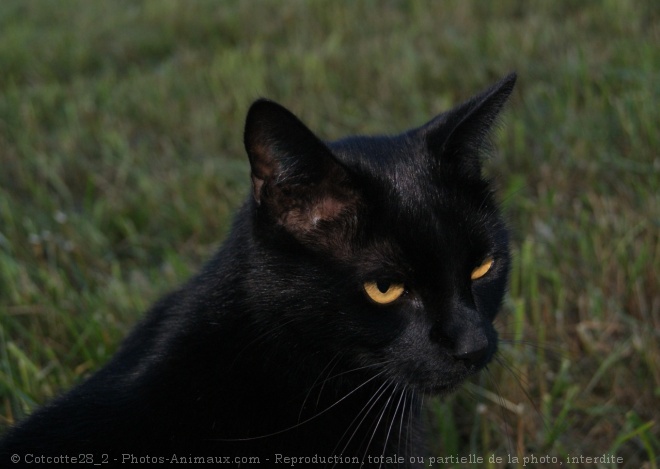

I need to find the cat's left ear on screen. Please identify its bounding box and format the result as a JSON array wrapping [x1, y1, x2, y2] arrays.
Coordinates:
[[244, 99, 357, 237], [424, 72, 517, 178]]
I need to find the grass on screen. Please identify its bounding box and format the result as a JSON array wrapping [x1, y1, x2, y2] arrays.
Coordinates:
[[0, 1, 658, 467]]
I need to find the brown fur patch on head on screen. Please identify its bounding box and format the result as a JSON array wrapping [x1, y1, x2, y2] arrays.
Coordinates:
[[260, 171, 361, 258]]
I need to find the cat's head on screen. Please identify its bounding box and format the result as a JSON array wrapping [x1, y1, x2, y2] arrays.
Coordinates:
[[243, 74, 515, 394]]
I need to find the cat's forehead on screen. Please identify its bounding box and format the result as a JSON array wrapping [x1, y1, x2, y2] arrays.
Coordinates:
[[329, 132, 500, 259], [328, 132, 492, 214], [328, 132, 433, 204]]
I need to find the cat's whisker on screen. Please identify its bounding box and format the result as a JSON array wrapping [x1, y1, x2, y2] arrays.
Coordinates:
[[316, 359, 397, 387], [495, 317, 563, 348], [361, 382, 399, 468], [313, 352, 346, 409], [493, 354, 535, 391], [215, 368, 389, 442], [297, 351, 343, 423], [498, 337, 567, 360], [330, 379, 394, 469], [410, 388, 417, 459], [483, 368, 518, 457], [396, 385, 408, 456], [226, 318, 298, 372], [407, 388, 415, 459], [494, 354, 553, 434], [381, 384, 406, 468], [495, 343, 564, 436]]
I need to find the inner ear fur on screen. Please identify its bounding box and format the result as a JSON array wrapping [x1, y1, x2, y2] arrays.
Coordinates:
[[244, 99, 359, 237]]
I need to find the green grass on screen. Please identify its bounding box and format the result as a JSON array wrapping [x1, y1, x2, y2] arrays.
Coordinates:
[[0, 1, 658, 467]]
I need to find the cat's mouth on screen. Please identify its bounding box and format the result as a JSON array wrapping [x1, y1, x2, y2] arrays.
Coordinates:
[[402, 361, 487, 395], [424, 380, 467, 395], [418, 376, 468, 395]]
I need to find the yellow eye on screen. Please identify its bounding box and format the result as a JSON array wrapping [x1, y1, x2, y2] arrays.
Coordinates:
[[363, 280, 405, 305], [471, 258, 494, 280]]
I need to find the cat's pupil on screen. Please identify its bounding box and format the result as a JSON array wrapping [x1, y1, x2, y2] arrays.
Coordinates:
[[376, 280, 391, 293]]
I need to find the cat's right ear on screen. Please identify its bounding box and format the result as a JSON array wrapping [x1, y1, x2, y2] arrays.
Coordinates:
[[424, 73, 517, 180], [243, 99, 357, 237]]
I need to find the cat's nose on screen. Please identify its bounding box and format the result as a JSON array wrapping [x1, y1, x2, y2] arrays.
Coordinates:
[[451, 324, 489, 366], [430, 307, 491, 367], [430, 321, 490, 367], [453, 338, 488, 366], [430, 298, 493, 367]]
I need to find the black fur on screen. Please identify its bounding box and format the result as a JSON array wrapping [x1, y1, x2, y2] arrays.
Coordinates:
[[1, 74, 516, 467]]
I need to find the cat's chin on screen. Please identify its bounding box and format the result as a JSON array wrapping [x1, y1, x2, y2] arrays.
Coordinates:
[[413, 379, 461, 396], [408, 365, 485, 396], [422, 381, 465, 396]]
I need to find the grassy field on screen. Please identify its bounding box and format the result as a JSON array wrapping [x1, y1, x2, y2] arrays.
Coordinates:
[[0, 1, 658, 467]]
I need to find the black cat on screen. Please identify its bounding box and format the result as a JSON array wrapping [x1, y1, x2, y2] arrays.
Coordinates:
[[1, 73, 516, 468]]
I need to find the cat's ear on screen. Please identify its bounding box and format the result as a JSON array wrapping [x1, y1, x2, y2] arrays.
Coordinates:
[[244, 99, 357, 236], [424, 73, 516, 178]]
